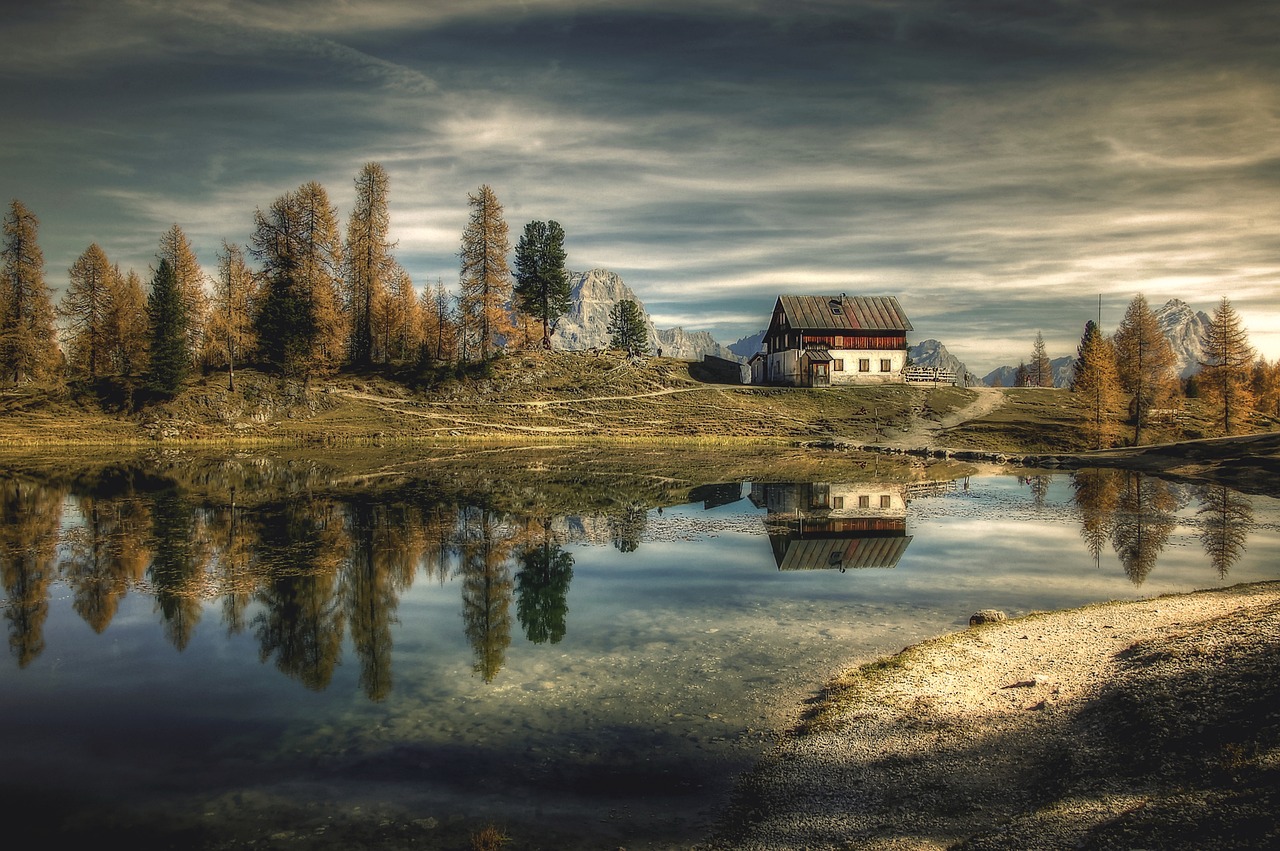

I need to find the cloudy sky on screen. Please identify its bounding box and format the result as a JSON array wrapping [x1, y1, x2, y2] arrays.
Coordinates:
[[3, 0, 1278, 374]]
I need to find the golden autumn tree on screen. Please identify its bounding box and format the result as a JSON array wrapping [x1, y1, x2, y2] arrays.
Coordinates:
[[420, 280, 457, 363], [458, 185, 514, 360], [1113, 294, 1178, 444], [59, 243, 115, 381], [102, 266, 149, 404], [1, 200, 60, 383], [1198, 296, 1255, 435], [206, 241, 259, 391], [1071, 320, 1124, 449], [344, 162, 395, 366], [158, 224, 209, 368]]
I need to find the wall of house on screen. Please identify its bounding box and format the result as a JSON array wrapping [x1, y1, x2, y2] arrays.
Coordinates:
[[759, 348, 906, 385]]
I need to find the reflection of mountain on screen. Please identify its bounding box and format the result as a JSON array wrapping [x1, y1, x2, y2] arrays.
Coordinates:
[[750, 482, 912, 571]]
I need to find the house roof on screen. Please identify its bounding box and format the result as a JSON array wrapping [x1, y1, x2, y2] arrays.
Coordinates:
[[775, 295, 913, 333]]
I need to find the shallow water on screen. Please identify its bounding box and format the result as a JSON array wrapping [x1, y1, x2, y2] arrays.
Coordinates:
[[1, 460, 1276, 848]]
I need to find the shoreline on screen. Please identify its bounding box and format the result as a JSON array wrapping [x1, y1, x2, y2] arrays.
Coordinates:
[[700, 580, 1280, 850]]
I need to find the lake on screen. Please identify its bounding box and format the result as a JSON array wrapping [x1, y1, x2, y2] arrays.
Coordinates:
[[1, 451, 1276, 849]]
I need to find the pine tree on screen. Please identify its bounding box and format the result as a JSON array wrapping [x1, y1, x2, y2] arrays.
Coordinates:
[[158, 224, 209, 369], [1198, 296, 1254, 435], [1014, 361, 1028, 388], [608, 299, 649, 356], [60, 243, 115, 381], [0, 200, 59, 382], [513, 220, 570, 349], [146, 258, 189, 396], [206, 241, 258, 391], [344, 163, 394, 366], [1113, 294, 1178, 444], [1070, 321, 1123, 449], [1029, 331, 1053, 387], [458, 185, 514, 360]]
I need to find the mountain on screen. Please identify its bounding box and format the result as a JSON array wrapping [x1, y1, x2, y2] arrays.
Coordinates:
[[728, 329, 766, 359], [982, 356, 1074, 388], [552, 269, 739, 362], [908, 339, 977, 386], [1153, 298, 1211, 379]]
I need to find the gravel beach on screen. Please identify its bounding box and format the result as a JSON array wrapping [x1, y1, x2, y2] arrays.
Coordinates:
[[701, 580, 1280, 850]]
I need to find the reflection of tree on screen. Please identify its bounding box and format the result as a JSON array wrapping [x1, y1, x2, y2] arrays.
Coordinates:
[[253, 501, 348, 691], [343, 501, 400, 701], [1025, 474, 1051, 508], [515, 522, 574, 645], [420, 504, 458, 583], [1110, 473, 1178, 586], [0, 478, 63, 667], [1196, 484, 1254, 578], [63, 493, 152, 633], [1072, 469, 1123, 568], [458, 507, 515, 683], [609, 502, 647, 553], [207, 494, 254, 636], [148, 488, 210, 651]]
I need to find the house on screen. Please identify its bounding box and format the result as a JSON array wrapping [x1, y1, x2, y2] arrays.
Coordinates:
[[749, 482, 913, 571], [750, 295, 913, 387]]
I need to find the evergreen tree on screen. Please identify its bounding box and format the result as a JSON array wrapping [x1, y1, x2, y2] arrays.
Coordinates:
[[608, 299, 649, 356], [0, 200, 59, 382], [513, 220, 570, 349], [344, 163, 394, 366], [1113, 293, 1177, 444], [1014, 361, 1028, 388], [146, 258, 188, 396], [458, 185, 514, 360], [1029, 331, 1053, 387], [1070, 320, 1123, 449], [60, 243, 115, 381], [1198, 296, 1254, 435], [158, 224, 209, 368]]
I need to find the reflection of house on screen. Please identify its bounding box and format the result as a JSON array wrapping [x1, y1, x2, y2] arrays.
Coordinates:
[[750, 295, 913, 387], [750, 482, 912, 571]]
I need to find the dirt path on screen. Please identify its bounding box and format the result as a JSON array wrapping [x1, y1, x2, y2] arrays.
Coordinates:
[[877, 386, 1006, 449]]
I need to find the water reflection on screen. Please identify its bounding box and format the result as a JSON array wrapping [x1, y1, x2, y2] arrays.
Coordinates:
[[0, 462, 1270, 693]]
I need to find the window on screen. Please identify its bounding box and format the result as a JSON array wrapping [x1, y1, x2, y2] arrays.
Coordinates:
[[829, 299, 843, 315], [832, 496, 844, 509], [880, 359, 892, 372], [858, 495, 870, 509], [880, 494, 892, 509], [833, 359, 844, 371], [859, 359, 870, 372]]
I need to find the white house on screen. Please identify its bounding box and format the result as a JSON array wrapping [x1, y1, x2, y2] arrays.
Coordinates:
[[750, 295, 913, 387]]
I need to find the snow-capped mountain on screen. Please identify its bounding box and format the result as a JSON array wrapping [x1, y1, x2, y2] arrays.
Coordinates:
[[909, 339, 977, 386], [1153, 298, 1211, 379], [728, 329, 766, 359], [982, 356, 1075, 388]]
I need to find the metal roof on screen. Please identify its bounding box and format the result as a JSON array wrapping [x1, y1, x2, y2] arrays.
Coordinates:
[[775, 295, 913, 333], [774, 534, 913, 571]]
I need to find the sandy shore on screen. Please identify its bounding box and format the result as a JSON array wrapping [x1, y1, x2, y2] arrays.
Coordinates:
[[700, 580, 1280, 850]]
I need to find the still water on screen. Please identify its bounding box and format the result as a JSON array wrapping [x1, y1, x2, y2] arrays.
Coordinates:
[[1, 455, 1276, 848]]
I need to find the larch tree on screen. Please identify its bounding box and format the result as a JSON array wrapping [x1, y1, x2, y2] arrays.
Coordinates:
[[1113, 293, 1178, 445], [251, 181, 345, 377], [380, 263, 420, 362], [1251, 357, 1280, 419], [458, 185, 514, 360], [102, 266, 148, 403], [158, 224, 209, 369], [1198, 296, 1255, 436], [420, 280, 457, 363], [206, 241, 258, 391], [1028, 331, 1054, 387], [60, 243, 115, 381], [344, 163, 394, 366], [608, 299, 649, 356], [0, 200, 59, 382], [512, 219, 570, 349], [145, 258, 189, 396], [1071, 320, 1123, 449]]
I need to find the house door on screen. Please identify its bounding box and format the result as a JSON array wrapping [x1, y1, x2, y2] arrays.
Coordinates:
[[810, 362, 829, 387]]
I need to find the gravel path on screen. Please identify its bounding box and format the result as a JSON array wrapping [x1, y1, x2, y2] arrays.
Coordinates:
[[701, 581, 1280, 850]]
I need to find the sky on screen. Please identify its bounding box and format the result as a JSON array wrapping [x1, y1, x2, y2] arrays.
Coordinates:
[[3, 0, 1279, 375]]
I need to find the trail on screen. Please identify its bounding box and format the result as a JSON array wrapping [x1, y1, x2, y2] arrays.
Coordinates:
[[876, 386, 1006, 449]]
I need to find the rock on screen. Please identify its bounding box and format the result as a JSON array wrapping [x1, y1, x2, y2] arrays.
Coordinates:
[[969, 609, 1007, 626]]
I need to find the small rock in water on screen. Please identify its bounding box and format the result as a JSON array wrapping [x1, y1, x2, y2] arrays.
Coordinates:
[[969, 609, 1007, 626]]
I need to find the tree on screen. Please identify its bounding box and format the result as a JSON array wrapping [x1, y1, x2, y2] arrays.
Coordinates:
[[1014, 361, 1028, 388], [513, 220, 571, 349], [1113, 294, 1178, 445], [251, 181, 345, 376], [0, 200, 59, 382], [146, 258, 188, 396], [1251, 357, 1280, 419], [1070, 320, 1123, 449], [344, 163, 395, 366], [102, 266, 148, 403], [1028, 331, 1053, 387], [608, 299, 650, 356], [1198, 296, 1254, 436], [206, 241, 258, 391], [419, 280, 457, 363], [378, 263, 420, 362], [158, 224, 209, 368], [60, 243, 115, 381], [458, 185, 514, 360]]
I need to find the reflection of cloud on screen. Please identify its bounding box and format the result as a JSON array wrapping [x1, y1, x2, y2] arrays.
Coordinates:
[[4, 2, 1280, 371]]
